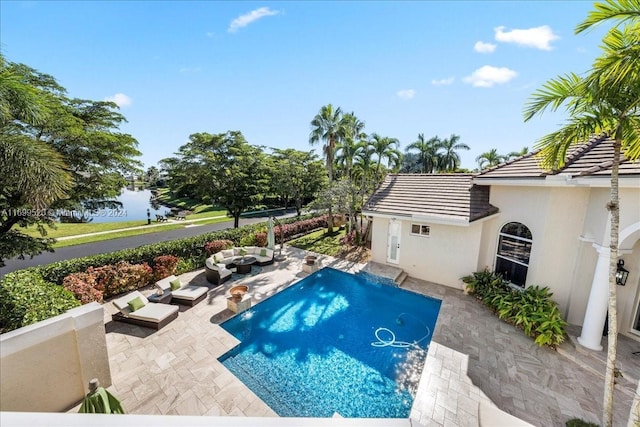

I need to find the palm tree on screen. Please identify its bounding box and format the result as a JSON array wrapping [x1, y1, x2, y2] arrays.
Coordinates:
[[309, 104, 346, 232], [369, 133, 401, 184], [0, 54, 47, 126], [405, 134, 441, 173], [506, 146, 529, 160], [475, 148, 504, 170], [525, 8, 640, 425], [438, 134, 469, 172]]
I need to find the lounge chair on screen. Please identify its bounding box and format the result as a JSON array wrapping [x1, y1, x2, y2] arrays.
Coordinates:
[[111, 291, 179, 330], [204, 258, 232, 286], [154, 275, 208, 306]]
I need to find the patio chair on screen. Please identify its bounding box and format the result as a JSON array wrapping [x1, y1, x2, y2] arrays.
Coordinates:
[[111, 291, 179, 330], [155, 275, 208, 306], [205, 257, 232, 286]]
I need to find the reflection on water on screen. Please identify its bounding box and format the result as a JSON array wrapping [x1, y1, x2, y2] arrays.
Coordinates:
[[84, 188, 168, 223]]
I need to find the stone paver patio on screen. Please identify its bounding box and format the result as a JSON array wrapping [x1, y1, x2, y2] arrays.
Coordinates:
[[98, 247, 635, 426]]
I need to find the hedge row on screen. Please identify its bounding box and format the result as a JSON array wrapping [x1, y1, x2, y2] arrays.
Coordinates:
[[0, 214, 323, 332]]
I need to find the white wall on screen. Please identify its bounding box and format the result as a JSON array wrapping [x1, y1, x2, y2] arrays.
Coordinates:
[[370, 216, 483, 289], [0, 303, 111, 412], [478, 186, 591, 315]]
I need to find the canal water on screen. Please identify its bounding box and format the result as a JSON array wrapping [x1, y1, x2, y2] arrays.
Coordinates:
[[79, 188, 169, 223]]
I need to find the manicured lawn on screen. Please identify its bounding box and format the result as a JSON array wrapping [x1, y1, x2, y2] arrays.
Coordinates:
[[53, 224, 185, 247], [155, 188, 220, 215], [20, 220, 153, 239], [288, 228, 346, 256]]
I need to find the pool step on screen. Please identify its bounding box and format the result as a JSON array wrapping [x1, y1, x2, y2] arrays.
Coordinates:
[[395, 272, 408, 286]]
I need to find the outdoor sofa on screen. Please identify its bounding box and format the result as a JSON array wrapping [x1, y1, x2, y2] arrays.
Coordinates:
[[111, 290, 179, 330], [210, 246, 275, 267], [204, 258, 232, 286], [155, 275, 209, 306]]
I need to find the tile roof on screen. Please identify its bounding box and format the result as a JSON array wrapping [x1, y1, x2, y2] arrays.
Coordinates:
[[363, 174, 498, 222], [476, 135, 640, 179]]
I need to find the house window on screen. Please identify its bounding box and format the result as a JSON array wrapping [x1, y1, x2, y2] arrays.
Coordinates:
[[495, 222, 532, 288], [411, 224, 430, 237]]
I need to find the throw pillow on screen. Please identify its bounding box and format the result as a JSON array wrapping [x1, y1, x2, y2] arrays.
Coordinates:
[[260, 248, 267, 257], [127, 296, 145, 312], [213, 254, 220, 263], [170, 278, 182, 291]]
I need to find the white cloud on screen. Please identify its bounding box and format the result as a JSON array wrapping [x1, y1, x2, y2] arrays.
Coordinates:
[[463, 65, 517, 88], [228, 7, 279, 33], [474, 41, 496, 53], [104, 93, 132, 107], [431, 77, 455, 86], [179, 66, 202, 73], [494, 25, 559, 50], [396, 89, 416, 99]]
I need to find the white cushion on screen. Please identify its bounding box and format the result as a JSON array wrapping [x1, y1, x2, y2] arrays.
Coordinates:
[[205, 257, 217, 269], [221, 249, 234, 258], [172, 285, 208, 301], [113, 291, 149, 316], [244, 246, 257, 254], [128, 303, 179, 322], [155, 275, 179, 292], [233, 248, 241, 256]]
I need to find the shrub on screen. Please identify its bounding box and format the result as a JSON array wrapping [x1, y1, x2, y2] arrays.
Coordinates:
[[340, 227, 364, 247], [204, 239, 234, 256], [253, 231, 268, 247], [566, 419, 599, 427], [239, 233, 257, 247], [152, 255, 179, 281], [88, 262, 154, 299], [62, 272, 103, 304], [0, 270, 80, 333], [461, 269, 567, 348]]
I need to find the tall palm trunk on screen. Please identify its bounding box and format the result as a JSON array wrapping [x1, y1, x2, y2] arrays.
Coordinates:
[[326, 138, 334, 233], [604, 137, 621, 427]]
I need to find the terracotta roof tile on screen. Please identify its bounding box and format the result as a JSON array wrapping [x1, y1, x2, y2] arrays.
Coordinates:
[[363, 174, 498, 222]]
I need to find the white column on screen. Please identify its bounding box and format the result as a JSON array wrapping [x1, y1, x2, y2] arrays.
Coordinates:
[[577, 244, 611, 351]]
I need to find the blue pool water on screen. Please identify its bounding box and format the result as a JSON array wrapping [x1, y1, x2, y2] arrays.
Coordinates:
[[219, 267, 441, 418]]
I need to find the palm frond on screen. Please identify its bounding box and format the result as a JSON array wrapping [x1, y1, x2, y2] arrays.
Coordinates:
[[523, 74, 584, 121], [576, 0, 640, 34]]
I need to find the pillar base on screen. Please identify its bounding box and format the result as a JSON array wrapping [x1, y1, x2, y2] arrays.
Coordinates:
[[577, 336, 603, 351]]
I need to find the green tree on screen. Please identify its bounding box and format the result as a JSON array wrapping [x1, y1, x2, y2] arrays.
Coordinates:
[[405, 134, 441, 173], [309, 104, 346, 232], [0, 53, 47, 126], [369, 133, 401, 184], [525, 4, 640, 424], [438, 134, 469, 172], [271, 149, 326, 216], [506, 146, 529, 160], [475, 148, 504, 170], [145, 166, 160, 186]]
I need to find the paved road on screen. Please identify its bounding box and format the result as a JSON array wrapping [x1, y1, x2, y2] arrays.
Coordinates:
[[0, 215, 289, 276]]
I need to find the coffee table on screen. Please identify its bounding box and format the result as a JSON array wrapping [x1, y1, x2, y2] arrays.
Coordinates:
[[234, 256, 256, 274]]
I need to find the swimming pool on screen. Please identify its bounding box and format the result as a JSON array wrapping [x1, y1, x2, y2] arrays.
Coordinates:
[[219, 267, 442, 417]]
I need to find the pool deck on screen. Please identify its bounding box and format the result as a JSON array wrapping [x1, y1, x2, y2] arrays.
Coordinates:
[[98, 247, 635, 426]]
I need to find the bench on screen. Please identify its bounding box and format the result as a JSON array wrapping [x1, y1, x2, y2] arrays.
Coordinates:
[[156, 215, 167, 222]]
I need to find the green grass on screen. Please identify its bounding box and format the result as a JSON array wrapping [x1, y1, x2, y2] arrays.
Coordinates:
[[20, 220, 153, 239], [53, 224, 185, 247], [155, 188, 217, 215], [288, 228, 346, 256]]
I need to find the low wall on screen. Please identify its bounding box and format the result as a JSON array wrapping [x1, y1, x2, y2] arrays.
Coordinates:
[[0, 302, 111, 412]]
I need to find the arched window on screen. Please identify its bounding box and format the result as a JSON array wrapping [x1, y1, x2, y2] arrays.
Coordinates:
[[495, 222, 532, 288]]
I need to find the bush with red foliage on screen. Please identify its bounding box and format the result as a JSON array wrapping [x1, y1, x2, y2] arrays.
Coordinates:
[[62, 272, 103, 304], [253, 232, 268, 247], [152, 255, 179, 281], [87, 262, 153, 299], [204, 239, 234, 255], [274, 215, 328, 241]]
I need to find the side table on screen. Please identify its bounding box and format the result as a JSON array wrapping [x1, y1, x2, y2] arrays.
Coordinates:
[[227, 294, 251, 314], [148, 291, 172, 304]]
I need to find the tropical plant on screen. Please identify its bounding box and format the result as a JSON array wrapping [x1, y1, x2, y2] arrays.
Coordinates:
[[476, 148, 505, 170], [525, 2, 640, 424], [506, 146, 529, 160], [405, 133, 442, 173], [368, 133, 401, 184], [309, 104, 347, 232], [438, 134, 469, 172]]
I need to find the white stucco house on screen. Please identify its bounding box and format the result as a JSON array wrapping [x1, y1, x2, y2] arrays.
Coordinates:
[[363, 136, 640, 351]]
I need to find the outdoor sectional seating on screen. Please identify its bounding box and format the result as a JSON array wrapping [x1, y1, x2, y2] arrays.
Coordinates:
[[111, 290, 179, 330], [204, 258, 232, 286], [211, 246, 275, 267], [155, 275, 209, 306]]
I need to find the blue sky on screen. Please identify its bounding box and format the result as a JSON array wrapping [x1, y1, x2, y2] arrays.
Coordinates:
[[2, 1, 608, 170]]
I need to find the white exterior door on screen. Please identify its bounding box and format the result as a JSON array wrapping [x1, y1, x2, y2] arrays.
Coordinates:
[[387, 220, 401, 264]]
